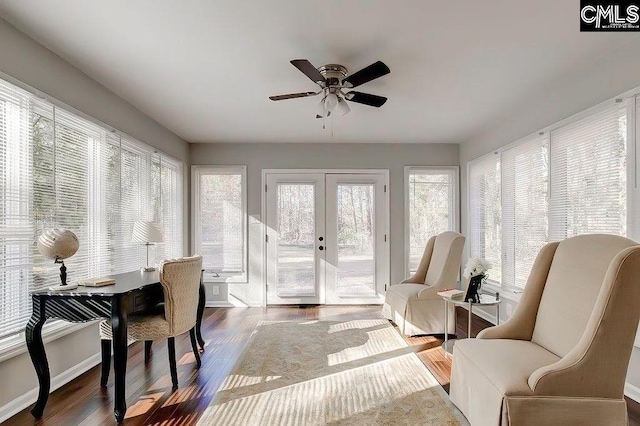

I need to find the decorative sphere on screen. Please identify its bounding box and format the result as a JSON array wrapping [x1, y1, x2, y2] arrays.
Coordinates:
[[37, 229, 79, 260]]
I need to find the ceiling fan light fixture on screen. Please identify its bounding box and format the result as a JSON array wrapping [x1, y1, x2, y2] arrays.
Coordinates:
[[336, 97, 350, 116], [316, 97, 328, 117], [325, 93, 339, 112]]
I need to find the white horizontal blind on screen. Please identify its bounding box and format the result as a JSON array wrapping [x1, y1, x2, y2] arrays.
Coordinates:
[[549, 104, 627, 240], [152, 155, 183, 264], [468, 154, 502, 283], [195, 167, 246, 280], [101, 133, 123, 276], [117, 139, 147, 273], [502, 135, 549, 289], [406, 168, 457, 274], [0, 82, 33, 339], [0, 77, 184, 340]]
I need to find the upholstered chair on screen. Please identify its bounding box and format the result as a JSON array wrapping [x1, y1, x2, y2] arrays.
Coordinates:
[[100, 255, 203, 390], [383, 231, 465, 335], [450, 234, 640, 426]]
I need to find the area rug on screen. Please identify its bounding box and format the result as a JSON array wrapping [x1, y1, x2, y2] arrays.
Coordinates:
[[197, 318, 468, 425]]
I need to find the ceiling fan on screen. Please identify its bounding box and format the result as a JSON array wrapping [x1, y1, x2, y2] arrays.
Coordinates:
[[269, 59, 390, 118]]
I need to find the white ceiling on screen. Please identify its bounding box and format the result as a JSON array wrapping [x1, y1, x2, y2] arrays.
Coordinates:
[[0, 1, 638, 144]]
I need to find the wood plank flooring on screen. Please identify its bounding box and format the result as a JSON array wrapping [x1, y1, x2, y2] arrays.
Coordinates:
[[4, 305, 639, 425]]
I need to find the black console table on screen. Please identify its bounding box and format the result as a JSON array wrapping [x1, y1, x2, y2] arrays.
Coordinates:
[[25, 270, 206, 423]]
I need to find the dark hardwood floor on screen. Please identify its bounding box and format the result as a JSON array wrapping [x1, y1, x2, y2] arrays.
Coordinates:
[[5, 306, 639, 425]]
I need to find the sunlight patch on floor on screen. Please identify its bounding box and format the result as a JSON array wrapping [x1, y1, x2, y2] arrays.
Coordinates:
[[327, 326, 407, 366], [162, 385, 198, 407], [198, 353, 445, 425], [124, 392, 165, 419], [218, 374, 283, 391], [327, 318, 389, 333]]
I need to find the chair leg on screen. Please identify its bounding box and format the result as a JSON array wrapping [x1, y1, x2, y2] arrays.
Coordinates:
[[144, 340, 153, 363], [189, 328, 202, 368], [100, 339, 111, 387], [167, 337, 178, 391]]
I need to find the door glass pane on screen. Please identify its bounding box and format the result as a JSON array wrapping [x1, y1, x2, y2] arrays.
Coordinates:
[[336, 184, 375, 296], [277, 183, 315, 296]]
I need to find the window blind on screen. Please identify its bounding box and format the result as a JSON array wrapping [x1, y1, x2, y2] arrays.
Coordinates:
[[502, 134, 549, 289], [155, 155, 183, 264], [549, 104, 627, 240], [406, 168, 457, 274], [0, 82, 33, 339], [194, 167, 246, 280], [117, 139, 147, 273], [0, 77, 184, 340], [468, 154, 502, 283]]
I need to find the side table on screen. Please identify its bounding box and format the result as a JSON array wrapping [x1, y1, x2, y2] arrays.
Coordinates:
[[442, 293, 501, 355]]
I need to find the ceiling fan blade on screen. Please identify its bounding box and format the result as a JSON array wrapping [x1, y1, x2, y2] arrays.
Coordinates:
[[345, 91, 387, 108], [343, 61, 390, 88], [290, 59, 326, 85], [269, 91, 318, 101]]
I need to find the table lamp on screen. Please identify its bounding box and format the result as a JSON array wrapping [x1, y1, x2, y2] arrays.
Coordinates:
[[37, 228, 79, 287], [132, 221, 163, 272]]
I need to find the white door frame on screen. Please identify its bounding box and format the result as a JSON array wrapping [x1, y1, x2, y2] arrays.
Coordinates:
[[261, 169, 390, 306]]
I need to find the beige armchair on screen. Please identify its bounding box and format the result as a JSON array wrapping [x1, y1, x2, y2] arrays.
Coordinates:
[[383, 231, 465, 335], [100, 255, 203, 390], [450, 234, 640, 425]]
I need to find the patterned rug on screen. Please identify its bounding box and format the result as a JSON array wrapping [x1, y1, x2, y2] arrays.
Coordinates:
[[197, 318, 468, 425]]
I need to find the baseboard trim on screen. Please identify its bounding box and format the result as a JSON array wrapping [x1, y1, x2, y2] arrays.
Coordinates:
[[205, 301, 235, 308], [626, 382, 640, 402], [0, 352, 101, 423]]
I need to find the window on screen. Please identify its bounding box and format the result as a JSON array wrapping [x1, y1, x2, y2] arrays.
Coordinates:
[[468, 96, 633, 293], [549, 104, 627, 240], [468, 155, 502, 284], [405, 167, 459, 274], [502, 134, 549, 290], [192, 166, 247, 282], [0, 77, 183, 340]]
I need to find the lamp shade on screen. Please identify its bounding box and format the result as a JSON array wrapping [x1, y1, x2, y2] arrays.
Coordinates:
[[316, 97, 327, 118], [131, 221, 163, 243], [37, 229, 79, 260], [336, 97, 351, 116], [325, 93, 339, 112]]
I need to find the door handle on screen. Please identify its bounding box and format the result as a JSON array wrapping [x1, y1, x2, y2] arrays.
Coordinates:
[[319, 246, 324, 251]]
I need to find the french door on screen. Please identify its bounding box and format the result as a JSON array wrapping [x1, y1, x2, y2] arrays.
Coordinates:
[[265, 171, 388, 305]]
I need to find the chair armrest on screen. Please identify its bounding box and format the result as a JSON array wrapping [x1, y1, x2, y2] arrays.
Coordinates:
[[477, 321, 528, 340], [417, 285, 440, 300]]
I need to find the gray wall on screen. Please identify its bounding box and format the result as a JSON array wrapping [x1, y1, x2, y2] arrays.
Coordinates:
[[0, 17, 190, 417], [190, 142, 460, 305], [458, 39, 640, 397]]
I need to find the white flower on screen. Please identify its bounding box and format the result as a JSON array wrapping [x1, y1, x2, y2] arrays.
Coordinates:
[[463, 257, 492, 279]]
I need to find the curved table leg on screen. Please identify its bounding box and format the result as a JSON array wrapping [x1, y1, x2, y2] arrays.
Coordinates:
[[26, 297, 49, 419], [196, 275, 205, 351], [111, 296, 128, 423]]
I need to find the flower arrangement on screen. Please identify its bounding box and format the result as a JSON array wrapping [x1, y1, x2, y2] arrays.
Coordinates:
[[463, 257, 492, 279]]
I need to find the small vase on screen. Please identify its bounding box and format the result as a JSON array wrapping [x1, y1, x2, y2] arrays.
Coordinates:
[[464, 274, 484, 303]]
